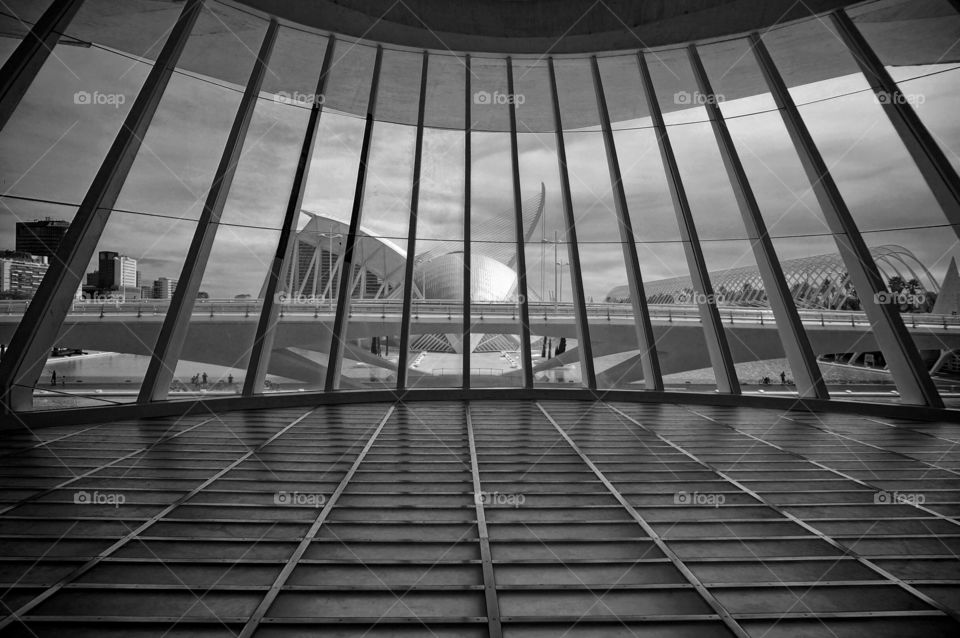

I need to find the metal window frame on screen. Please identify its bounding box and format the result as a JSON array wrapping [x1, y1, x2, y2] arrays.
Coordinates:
[[139, 18, 279, 402], [244, 35, 338, 396], [832, 9, 960, 244], [506, 57, 534, 389], [750, 32, 943, 407], [686, 43, 828, 400], [0, 0, 205, 413], [0, 0, 86, 132], [463, 55, 473, 388], [396, 51, 430, 389], [589, 55, 663, 392], [635, 51, 740, 394], [325, 45, 384, 392], [545, 57, 598, 391]]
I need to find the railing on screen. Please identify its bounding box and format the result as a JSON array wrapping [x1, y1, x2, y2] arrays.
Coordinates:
[[430, 368, 503, 376], [3, 298, 960, 330]]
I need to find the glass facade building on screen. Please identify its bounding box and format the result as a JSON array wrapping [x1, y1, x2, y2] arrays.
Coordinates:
[[0, 0, 959, 415]]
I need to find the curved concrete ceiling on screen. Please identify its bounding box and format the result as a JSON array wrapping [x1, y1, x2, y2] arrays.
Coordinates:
[[235, 0, 862, 53]]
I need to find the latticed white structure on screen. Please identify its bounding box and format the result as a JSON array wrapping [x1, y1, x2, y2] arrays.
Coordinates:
[[284, 185, 545, 304], [608, 245, 941, 310]]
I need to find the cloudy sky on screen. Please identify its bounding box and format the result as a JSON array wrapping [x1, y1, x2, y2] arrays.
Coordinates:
[[1, 18, 958, 302]]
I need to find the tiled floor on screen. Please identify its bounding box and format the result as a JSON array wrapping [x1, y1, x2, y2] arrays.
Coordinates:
[[0, 401, 958, 636]]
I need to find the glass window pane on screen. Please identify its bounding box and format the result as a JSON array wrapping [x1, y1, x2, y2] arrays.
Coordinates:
[[340, 120, 417, 390], [173, 41, 314, 396], [515, 60, 582, 388], [849, 0, 960, 174], [424, 53, 465, 130], [65, 0, 184, 62], [471, 129, 524, 387], [406, 128, 466, 388]]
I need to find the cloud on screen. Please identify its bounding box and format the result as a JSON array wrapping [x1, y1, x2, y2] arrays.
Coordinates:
[[1, 38, 957, 303]]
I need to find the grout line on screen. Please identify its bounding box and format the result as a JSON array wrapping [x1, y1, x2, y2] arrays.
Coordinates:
[[236, 403, 396, 637], [0, 407, 318, 631], [608, 402, 960, 624], [0, 416, 219, 517], [465, 401, 504, 638], [536, 401, 751, 638]]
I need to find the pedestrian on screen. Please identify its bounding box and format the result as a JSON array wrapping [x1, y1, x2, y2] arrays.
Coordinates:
[[780, 370, 786, 385], [228, 374, 234, 385], [51, 370, 57, 386], [202, 372, 208, 386]]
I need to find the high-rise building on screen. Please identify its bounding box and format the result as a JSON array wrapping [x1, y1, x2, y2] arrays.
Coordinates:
[[152, 277, 177, 300], [0, 251, 48, 297], [14, 218, 69, 261], [97, 251, 138, 289]]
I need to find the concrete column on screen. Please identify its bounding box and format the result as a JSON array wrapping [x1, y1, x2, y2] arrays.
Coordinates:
[[506, 57, 534, 389], [636, 52, 740, 394], [590, 56, 663, 391], [0, 0, 204, 413], [832, 10, 960, 244], [138, 20, 279, 403], [244, 35, 337, 396], [751, 32, 942, 407], [325, 46, 383, 391], [687, 44, 828, 400], [397, 52, 430, 389], [547, 58, 597, 390], [0, 0, 85, 132]]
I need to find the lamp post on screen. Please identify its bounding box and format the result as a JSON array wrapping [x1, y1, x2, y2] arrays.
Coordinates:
[[556, 260, 569, 305], [541, 230, 561, 310], [315, 224, 342, 309]]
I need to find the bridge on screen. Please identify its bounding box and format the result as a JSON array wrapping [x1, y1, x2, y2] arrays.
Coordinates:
[[2, 300, 959, 386]]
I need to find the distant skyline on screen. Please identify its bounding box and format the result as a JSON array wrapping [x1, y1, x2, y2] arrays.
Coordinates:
[[0, 39, 958, 299]]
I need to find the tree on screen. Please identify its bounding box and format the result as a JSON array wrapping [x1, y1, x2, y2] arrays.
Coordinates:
[[887, 275, 906, 294]]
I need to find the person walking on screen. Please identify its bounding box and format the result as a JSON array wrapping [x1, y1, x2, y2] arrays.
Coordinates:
[[202, 372, 208, 386], [780, 370, 786, 385], [50, 370, 57, 386]]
